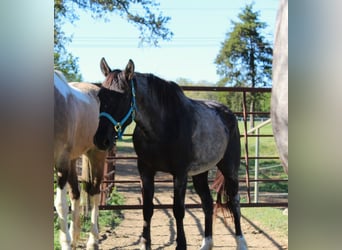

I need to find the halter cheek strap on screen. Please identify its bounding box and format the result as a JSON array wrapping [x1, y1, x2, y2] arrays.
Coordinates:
[[99, 80, 137, 140]]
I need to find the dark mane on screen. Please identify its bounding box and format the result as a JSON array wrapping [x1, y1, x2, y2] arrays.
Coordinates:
[[145, 73, 188, 115], [138, 73, 194, 142]]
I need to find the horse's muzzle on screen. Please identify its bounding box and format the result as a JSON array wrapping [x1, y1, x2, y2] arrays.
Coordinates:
[[93, 133, 113, 151]]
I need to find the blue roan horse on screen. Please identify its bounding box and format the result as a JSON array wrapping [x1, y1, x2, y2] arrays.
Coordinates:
[[93, 59, 248, 250]]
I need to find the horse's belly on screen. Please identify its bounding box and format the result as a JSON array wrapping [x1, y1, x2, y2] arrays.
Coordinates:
[[187, 141, 227, 176], [188, 121, 228, 176], [187, 161, 219, 176]]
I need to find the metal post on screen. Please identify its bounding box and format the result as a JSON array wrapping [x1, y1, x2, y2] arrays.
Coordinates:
[[242, 91, 251, 203], [254, 128, 260, 203]]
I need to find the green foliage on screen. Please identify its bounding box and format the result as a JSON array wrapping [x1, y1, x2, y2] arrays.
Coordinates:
[[217, 91, 244, 112], [177, 78, 221, 102], [54, 215, 61, 250], [215, 3, 273, 88], [54, 0, 82, 81], [214, 3, 273, 127], [54, 52, 82, 82]]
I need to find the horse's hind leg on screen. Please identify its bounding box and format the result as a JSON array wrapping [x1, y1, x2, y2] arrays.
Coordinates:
[[84, 149, 106, 250], [67, 159, 81, 250], [225, 175, 247, 250], [216, 162, 248, 250], [192, 171, 214, 250]]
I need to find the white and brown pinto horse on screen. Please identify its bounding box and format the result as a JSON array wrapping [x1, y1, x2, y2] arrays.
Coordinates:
[[54, 70, 106, 250], [271, 0, 288, 174]]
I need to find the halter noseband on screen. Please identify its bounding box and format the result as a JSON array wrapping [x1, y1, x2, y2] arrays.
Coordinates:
[[99, 80, 137, 140]]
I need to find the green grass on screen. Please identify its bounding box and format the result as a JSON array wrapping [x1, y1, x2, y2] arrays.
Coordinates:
[[238, 121, 288, 193], [242, 207, 288, 237], [54, 216, 61, 250], [98, 188, 125, 228], [239, 121, 278, 158]]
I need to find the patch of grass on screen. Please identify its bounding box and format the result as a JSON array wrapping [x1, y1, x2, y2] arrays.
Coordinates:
[[54, 215, 61, 250], [238, 121, 288, 193], [242, 207, 288, 237], [98, 187, 125, 228], [239, 121, 279, 158]]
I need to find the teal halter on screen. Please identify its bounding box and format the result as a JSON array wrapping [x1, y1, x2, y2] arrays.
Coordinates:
[[99, 80, 137, 140]]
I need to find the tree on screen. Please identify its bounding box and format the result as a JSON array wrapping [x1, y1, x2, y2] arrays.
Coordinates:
[[54, 52, 82, 82], [54, 0, 173, 81], [215, 4, 273, 127]]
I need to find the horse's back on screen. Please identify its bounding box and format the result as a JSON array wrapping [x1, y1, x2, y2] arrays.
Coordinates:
[[54, 77, 101, 161], [70, 82, 101, 157], [54, 71, 73, 160]]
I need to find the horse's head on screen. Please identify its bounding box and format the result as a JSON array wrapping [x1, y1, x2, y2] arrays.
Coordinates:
[[93, 58, 136, 150]]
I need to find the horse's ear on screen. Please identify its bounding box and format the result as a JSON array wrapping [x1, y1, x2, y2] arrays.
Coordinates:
[[100, 57, 111, 77], [125, 59, 135, 80]]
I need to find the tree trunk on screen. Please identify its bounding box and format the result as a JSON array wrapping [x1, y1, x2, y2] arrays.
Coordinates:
[[249, 44, 256, 129]]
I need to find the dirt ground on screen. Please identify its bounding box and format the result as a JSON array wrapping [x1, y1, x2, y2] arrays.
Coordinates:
[[94, 160, 288, 250]]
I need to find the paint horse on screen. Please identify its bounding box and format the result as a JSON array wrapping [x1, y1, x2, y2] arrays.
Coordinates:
[[54, 70, 106, 250], [93, 59, 248, 250], [271, 0, 288, 174]]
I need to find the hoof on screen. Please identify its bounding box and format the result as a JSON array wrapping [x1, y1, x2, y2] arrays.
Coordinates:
[[60, 243, 72, 250], [236, 235, 248, 250], [140, 244, 151, 250], [86, 245, 99, 250], [86, 242, 99, 250], [200, 236, 213, 250], [140, 238, 151, 250]]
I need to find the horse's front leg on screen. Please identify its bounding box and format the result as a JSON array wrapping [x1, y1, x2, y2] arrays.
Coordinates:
[[68, 160, 81, 250], [173, 175, 188, 250], [139, 163, 155, 250], [55, 166, 72, 250], [69, 197, 80, 249]]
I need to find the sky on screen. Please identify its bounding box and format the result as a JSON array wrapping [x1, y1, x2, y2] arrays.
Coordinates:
[[63, 0, 278, 84]]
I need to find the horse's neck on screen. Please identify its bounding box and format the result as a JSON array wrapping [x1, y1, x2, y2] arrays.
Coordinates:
[[134, 98, 160, 139], [134, 81, 193, 140], [134, 79, 166, 138]]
